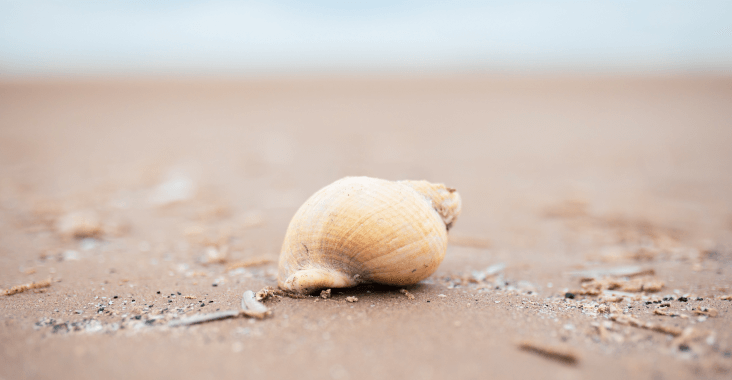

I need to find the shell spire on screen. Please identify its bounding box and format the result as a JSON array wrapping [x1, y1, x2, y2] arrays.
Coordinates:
[[277, 177, 462, 294], [397, 180, 462, 231]]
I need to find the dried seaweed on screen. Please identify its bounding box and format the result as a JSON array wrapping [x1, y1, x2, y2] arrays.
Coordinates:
[[2, 279, 52, 296]]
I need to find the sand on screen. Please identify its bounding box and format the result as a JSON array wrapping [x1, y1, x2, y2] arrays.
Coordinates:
[[1, 74, 731, 379]]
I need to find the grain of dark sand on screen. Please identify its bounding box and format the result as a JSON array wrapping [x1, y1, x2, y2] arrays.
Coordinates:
[[1, 75, 731, 379]]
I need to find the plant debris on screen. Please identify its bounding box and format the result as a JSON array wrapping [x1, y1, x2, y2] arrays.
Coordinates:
[[654, 309, 688, 318], [400, 289, 415, 300], [610, 314, 682, 336], [575, 276, 664, 296], [693, 307, 719, 317], [255, 286, 283, 301], [518, 340, 579, 365], [2, 279, 52, 296]]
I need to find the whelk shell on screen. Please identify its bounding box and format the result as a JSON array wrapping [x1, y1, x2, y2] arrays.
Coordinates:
[[277, 176, 461, 294]]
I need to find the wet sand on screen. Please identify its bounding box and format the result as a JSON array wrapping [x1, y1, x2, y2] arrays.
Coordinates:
[[1, 74, 731, 379]]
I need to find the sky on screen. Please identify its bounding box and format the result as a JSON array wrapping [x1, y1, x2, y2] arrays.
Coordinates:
[[1, 0, 731, 77]]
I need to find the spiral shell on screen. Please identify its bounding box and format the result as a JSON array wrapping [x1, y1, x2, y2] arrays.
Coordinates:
[[277, 176, 462, 294]]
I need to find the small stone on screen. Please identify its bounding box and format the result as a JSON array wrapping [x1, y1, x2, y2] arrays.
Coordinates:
[[75, 310, 83, 314], [320, 289, 332, 299], [346, 296, 358, 303], [565, 292, 575, 299]]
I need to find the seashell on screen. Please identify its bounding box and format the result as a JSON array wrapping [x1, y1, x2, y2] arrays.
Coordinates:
[[277, 176, 462, 294]]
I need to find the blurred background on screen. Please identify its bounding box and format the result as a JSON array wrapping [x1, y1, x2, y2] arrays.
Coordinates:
[[1, 0, 731, 76]]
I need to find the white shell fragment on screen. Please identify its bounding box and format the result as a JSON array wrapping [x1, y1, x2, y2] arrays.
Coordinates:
[[168, 290, 271, 327], [241, 290, 271, 319], [278, 176, 462, 294]]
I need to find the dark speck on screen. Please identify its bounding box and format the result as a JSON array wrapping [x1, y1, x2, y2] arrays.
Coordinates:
[[426, 300, 430, 303], [177, 292, 182, 295], [565, 292, 575, 299], [212, 284, 218, 287], [157, 291, 161, 294], [168, 300, 172, 303], [696, 297, 703, 301], [678, 297, 688, 302], [113, 295, 118, 299], [679, 344, 690, 352], [209, 301, 213, 303]]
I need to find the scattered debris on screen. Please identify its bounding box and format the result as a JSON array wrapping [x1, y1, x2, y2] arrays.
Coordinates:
[[693, 308, 719, 317], [518, 340, 579, 365], [610, 314, 682, 337], [183, 295, 197, 299], [56, 210, 103, 239], [169, 290, 271, 327], [593, 322, 610, 342], [346, 296, 358, 303], [576, 276, 663, 296], [565, 266, 655, 279], [400, 289, 415, 300], [149, 169, 196, 206], [654, 309, 687, 318], [225, 257, 274, 271], [719, 295, 732, 301], [448, 235, 491, 249], [320, 289, 332, 299], [168, 310, 240, 327], [62, 250, 81, 261], [204, 246, 229, 264], [484, 263, 506, 276], [2, 279, 52, 296], [255, 286, 284, 301], [470, 263, 506, 283], [241, 290, 271, 319]]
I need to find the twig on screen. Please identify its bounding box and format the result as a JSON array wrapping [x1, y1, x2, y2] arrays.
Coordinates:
[[610, 314, 682, 336], [518, 341, 579, 365], [168, 310, 241, 327], [2, 279, 52, 296]]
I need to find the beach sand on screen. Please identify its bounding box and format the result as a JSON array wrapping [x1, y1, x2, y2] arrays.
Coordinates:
[[1, 74, 731, 379]]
